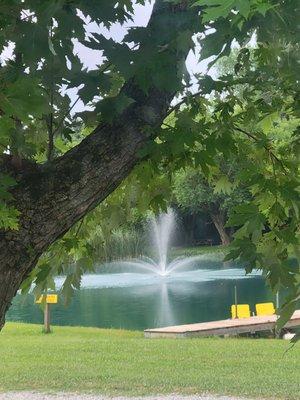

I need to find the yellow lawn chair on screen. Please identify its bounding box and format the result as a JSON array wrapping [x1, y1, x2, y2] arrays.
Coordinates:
[[231, 304, 251, 319], [255, 302, 275, 316]]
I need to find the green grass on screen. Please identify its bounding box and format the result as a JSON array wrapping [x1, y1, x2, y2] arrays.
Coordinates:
[[171, 244, 226, 258], [1, 323, 299, 398]]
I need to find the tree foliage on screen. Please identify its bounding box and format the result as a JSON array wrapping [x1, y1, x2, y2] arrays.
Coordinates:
[[173, 162, 249, 244]]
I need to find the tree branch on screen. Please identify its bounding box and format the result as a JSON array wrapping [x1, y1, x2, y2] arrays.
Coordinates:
[[233, 125, 288, 174], [51, 97, 80, 140], [0, 0, 198, 274], [47, 23, 55, 162], [166, 90, 203, 117]]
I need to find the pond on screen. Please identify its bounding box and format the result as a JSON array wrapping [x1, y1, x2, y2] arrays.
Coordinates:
[[7, 253, 276, 331]]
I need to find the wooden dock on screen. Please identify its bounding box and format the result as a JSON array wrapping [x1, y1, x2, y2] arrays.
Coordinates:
[[144, 310, 300, 338]]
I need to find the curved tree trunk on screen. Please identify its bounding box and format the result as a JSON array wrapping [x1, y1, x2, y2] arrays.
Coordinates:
[[210, 212, 231, 246], [0, 121, 148, 329], [0, 1, 197, 330]]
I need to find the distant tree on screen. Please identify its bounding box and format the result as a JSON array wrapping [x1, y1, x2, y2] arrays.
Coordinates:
[[173, 166, 248, 245]]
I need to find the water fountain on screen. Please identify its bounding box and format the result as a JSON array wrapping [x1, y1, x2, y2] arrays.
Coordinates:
[[117, 209, 202, 276], [152, 209, 175, 275], [76, 208, 261, 285]]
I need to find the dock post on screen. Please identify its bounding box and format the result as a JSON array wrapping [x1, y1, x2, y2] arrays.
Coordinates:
[[44, 303, 51, 333], [234, 285, 238, 319], [276, 291, 280, 309], [275, 291, 281, 338]]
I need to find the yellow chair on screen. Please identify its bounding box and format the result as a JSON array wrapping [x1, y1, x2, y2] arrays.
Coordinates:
[[231, 304, 251, 319], [255, 302, 275, 316]]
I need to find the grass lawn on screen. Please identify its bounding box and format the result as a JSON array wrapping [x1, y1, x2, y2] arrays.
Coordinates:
[[170, 244, 227, 258], [0, 323, 299, 399]]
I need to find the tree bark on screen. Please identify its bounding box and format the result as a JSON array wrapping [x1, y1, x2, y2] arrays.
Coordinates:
[[210, 212, 231, 246], [0, 1, 197, 330]]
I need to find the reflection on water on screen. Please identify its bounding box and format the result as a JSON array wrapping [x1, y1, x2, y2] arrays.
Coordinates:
[[7, 258, 274, 331]]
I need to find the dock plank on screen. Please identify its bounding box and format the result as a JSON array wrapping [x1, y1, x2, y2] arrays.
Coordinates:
[[144, 310, 300, 338]]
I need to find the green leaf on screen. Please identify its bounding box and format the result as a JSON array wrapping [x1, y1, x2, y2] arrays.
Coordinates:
[[48, 35, 57, 56], [0, 202, 20, 230], [213, 175, 233, 194], [256, 2, 274, 17], [97, 93, 135, 123], [196, 0, 235, 23], [235, 0, 250, 19], [277, 301, 297, 332], [228, 203, 265, 227]]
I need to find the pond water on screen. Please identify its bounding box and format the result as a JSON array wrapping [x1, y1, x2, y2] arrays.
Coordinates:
[[7, 254, 275, 331]]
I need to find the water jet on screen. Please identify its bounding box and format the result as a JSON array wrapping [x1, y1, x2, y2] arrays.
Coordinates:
[[117, 209, 201, 276]]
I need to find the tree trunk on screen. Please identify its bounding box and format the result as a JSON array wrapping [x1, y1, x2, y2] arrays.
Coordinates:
[[0, 1, 197, 330], [210, 212, 231, 246], [0, 120, 147, 329]]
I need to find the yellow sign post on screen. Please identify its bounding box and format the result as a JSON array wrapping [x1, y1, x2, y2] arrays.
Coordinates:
[[35, 294, 58, 333], [36, 294, 58, 304]]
